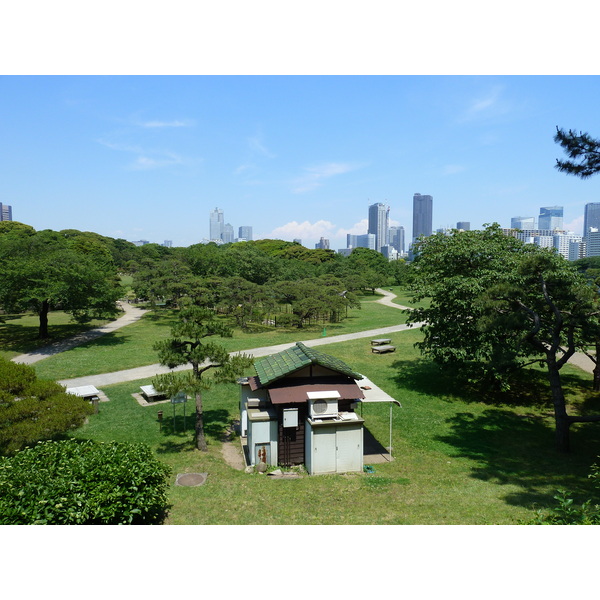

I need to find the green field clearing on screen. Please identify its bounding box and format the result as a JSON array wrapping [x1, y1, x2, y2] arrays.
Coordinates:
[[33, 297, 408, 380], [72, 328, 600, 525]]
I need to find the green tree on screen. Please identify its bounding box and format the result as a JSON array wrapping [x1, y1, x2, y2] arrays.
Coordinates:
[[0, 226, 121, 338], [554, 127, 600, 178], [407, 225, 600, 452], [0, 358, 93, 456], [152, 305, 253, 451]]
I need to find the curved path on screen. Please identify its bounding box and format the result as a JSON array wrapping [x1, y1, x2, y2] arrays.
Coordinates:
[[11, 302, 149, 366], [58, 289, 422, 388]]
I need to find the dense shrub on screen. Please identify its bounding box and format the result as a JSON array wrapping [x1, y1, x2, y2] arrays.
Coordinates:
[[532, 461, 600, 524], [0, 358, 93, 456], [0, 439, 171, 524]]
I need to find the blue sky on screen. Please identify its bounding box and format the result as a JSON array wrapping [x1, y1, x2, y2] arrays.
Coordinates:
[[2, 75, 600, 249]]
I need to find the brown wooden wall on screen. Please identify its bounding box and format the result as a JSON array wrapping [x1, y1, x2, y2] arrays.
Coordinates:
[[277, 404, 307, 466]]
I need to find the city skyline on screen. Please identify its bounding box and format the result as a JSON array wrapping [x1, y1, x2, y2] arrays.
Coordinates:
[[2, 76, 600, 249]]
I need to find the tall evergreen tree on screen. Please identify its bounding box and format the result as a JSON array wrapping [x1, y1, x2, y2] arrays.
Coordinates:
[[554, 127, 600, 179]]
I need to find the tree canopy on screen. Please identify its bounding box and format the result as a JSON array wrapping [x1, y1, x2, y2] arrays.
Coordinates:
[[0, 357, 93, 456], [0, 224, 121, 338], [554, 127, 600, 179], [152, 305, 253, 451], [407, 224, 600, 452]]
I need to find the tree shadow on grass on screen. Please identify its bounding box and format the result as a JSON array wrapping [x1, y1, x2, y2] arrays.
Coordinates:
[[390, 358, 584, 410], [155, 408, 230, 455], [437, 409, 600, 510], [391, 358, 600, 510]]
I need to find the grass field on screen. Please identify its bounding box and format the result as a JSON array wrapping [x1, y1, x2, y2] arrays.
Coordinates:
[[0, 312, 111, 361], [71, 327, 600, 525], [6, 288, 600, 524], [32, 293, 409, 380]]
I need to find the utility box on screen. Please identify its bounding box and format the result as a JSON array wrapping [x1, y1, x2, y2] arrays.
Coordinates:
[[283, 408, 299, 428]]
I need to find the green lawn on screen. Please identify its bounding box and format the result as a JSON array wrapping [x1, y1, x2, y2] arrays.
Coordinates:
[[71, 328, 600, 525], [33, 298, 408, 380], [0, 312, 111, 361]]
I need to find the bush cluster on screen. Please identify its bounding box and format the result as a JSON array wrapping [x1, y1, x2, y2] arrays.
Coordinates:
[[0, 358, 94, 456], [0, 439, 171, 524]]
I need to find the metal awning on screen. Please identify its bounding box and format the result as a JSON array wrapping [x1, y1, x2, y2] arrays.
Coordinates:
[[355, 375, 401, 459]]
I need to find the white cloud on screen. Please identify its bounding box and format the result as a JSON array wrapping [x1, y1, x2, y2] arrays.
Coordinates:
[[248, 133, 275, 158], [128, 155, 184, 170], [292, 162, 358, 193], [564, 215, 583, 235], [336, 219, 368, 237], [442, 164, 466, 175], [269, 220, 336, 241], [97, 137, 198, 171], [459, 85, 511, 122], [139, 119, 193, 128]]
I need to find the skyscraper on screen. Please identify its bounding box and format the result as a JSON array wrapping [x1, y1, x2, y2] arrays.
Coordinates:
[[222, 223, 234, 244], [456, 221, 470, 231], [238, 226, 253, 241], [412, 193, 433, 242], [584, 203, 600, 235], [511, 216, 535, 230], [209, 207, 224, 241], [538, 206, 563, 230], [388, 226, 405, 254], [368, 202, 390, 253], [0, 203, 12, 221]]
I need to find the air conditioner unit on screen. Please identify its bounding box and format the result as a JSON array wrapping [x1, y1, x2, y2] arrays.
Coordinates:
[[309, 398, 339, 419]]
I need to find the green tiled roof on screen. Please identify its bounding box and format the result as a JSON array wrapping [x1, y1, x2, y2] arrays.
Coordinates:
[[254, 341, 363, 386]]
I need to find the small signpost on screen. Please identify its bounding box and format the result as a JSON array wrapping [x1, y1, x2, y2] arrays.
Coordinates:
[[170, 392, 188, 431]]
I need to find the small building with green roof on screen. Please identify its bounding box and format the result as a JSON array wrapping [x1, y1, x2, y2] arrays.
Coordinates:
[[239, 342, 367, 474]]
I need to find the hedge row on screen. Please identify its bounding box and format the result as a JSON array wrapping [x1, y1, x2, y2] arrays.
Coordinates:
[[0, 439, 171, 524]]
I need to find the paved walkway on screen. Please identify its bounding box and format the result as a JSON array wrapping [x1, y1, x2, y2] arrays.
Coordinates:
[[11, 302, 149, 365], [58, 289, 422, 388]]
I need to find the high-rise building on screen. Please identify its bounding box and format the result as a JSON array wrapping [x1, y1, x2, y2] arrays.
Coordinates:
[[238, 226, 253, 241], [346, 233, 376, 250], [368, 202, 390, 253], [584, 203, 600, 235], [222, 223, 234, 244], [0, 203, 12, 221], [412, 193, 433, 242], [511, 216, 535, 230], [162, 240, 172, 248], [315, 237, 330, 250], [388, 226, 405, 254], [209, 207, 224, 241], [538, 206, 563, 230], [456, 221, 470, 231]]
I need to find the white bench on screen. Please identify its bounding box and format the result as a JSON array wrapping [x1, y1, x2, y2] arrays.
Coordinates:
[[371, 344, 396, 354], [140, 385, 165, 401]]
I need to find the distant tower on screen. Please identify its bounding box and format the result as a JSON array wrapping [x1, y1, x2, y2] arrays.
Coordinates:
[[412, 193, 433, 242], [456, 221, 470, 231], [222, 223, 234, 244], [209, 207, 224, 241], [389, 226, 405, 253], [511, 216, 535, 230], [238, 226, 253, 241], [368, 202, 390, 253], [315, 237, 330, 250], [584, 203, 600, 236], [538, 206, 563, 230], [0, 203, 12, 221]]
